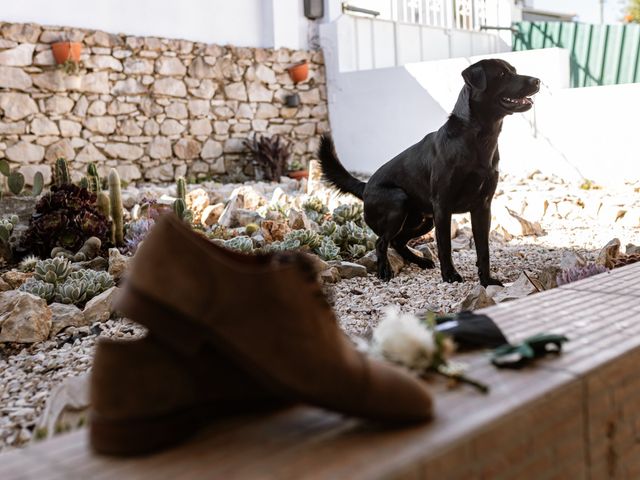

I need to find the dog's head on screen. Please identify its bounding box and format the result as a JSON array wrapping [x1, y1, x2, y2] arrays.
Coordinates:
[[461, 59, 540, 114]]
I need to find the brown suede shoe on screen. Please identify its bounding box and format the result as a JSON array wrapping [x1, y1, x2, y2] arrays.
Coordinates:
[[117, 214, 433, 423], [90, 334, 287, 456]]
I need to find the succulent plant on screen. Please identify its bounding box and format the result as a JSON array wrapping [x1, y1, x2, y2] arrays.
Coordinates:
[[332, 203, 365, 226], [108, 169, 124, 246], [55, 279, 88, 305], [32, 171, 44, 196], [302, 197, 329, 223], [176, 176, 187, 201], [86, 163, 101, 193], [284, 229, 322, 250], [18, 254, 40, 272], [19, 278, 56, 302], [173, 198, 193, 223], [223, 236, 254, 253], [67, 270, 114, 296], [34, 257, 71, 284], [347, 243, 367, 259], [556, 263, 608, 286], [243, 134, 291, 181], [319, 220, 338, 237], [315, 237, 341, 261], [0, 162, 43, 197], [124, 217, 155, 253], [22, 183, 112, 258]]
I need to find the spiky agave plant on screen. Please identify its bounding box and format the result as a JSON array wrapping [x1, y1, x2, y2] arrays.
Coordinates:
[[243, 134, 291, 181]]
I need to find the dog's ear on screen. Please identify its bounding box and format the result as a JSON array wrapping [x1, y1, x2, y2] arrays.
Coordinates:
[[462, 64, 487, 91]]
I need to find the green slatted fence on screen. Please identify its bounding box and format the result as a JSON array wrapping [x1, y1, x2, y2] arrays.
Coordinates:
[[513, 21, 640, 87]]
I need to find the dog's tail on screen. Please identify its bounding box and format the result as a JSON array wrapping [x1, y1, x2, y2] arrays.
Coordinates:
[[317, 135, 366, 200]]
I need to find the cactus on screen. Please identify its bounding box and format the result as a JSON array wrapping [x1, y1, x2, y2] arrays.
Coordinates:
[[79, 177, 89, 190], [86, 163, 101, 193], [96, 192, 111, 219], [19, 254, 40, 272], [32, 171, 44, 196], [223, 236, 254, 253], [108, 169, 124, 246], [0, 159, 10, 177], [73, 236, 101, 262], [19, 278, 56, 302], [173, 198, 193, 223], [8, 171, 25, 195], [245, 223, 260, 235], [176, 176, 187, 202], [0, 215, 17, 244], [55, 158, 71, 187], [315, 237, 341, 261], [34, 257, 71, 285]]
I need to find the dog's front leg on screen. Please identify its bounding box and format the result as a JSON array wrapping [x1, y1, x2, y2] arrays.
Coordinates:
[[471, 205, 503, 287], [434, 208, 462, 283]]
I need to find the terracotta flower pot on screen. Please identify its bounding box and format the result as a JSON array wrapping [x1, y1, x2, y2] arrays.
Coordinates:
[[287, 170, 309, 180], [287, 61, 309, 83], [51, 42, 82, 65]]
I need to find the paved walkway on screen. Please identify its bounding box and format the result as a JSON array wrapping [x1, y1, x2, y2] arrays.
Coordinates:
[[1, 263, 639, 479]]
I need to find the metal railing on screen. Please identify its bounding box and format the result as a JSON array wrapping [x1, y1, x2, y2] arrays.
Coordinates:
[[343, 0, 506, 32]]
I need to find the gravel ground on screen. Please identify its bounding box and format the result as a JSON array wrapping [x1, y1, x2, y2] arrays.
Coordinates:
[[0, 175, 638, 452]]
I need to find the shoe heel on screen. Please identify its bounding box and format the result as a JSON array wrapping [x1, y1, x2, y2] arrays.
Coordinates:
[[89, 409, 203, 456], [116, 285, 210, 356]]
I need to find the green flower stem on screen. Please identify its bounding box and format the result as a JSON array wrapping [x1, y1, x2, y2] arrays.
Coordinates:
[[429, 367, 490, 394]]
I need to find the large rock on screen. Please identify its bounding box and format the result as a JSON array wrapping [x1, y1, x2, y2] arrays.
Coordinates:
[[201, 139, 223, 159], [79, 72, 110, 94], [156, 56, 186, 75], [596, 238, 621, 269], [84, 55, 123, 71], [230, 185, 265, 210], [148, 137, 172, 159], [35, 374, 89, 440], [224, 82, 248, 101], [145, 164, 174, 181], [493, 272, 540, 303], [187, 99, 210, 117], [83, 287, 119, 324], [153, 78, 187, 97], [108, 248, 130, 283], [49, 303, 85, 336], [83, 116, 117, 134], [0, 66, 32, 90], [124, 57, 154, 74], [247, 82, 274, 102], [2, 270, 31, 289], [173, 138, 201, 160], [31, 117, 59, 135], [76, 143, 106, 163], [458, 285, 496, 311], [45, 139, 75, 162], [5, 141, 45, 163], [201, 202, 225, 226], [218, 192, 244, 227], [0, 291, 51, 343], [104, 143, 144, 161], [112, 78, 146, 95], [333, 261, 368, 279], [0, 93, 38, 120], [18, 164, 52, 186], [356, 249, 405, 276], [0, 43, 34, 66]]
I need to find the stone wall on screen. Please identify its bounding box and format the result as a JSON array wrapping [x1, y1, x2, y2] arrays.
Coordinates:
[[0, 22, 329, 185]]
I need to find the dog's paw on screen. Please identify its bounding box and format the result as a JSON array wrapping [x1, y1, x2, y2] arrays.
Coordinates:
[[481, 277, 504, 287], [442, 271, 463, 283], [377, 262, 394, 282]]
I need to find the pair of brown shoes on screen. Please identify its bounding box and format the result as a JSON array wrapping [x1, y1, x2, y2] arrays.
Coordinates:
[[89, 214, 433, 456]]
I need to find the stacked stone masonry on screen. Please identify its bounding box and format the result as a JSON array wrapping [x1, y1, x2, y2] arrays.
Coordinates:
[[0, 22, 329, 184]]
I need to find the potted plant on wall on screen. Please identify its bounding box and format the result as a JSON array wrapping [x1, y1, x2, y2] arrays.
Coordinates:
[[287, 159, 308, 180], [285, 60, 309, 108], [51, 41, 83, 74]]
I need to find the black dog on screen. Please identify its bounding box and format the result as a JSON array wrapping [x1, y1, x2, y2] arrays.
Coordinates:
[[319, 59, 540, 286]]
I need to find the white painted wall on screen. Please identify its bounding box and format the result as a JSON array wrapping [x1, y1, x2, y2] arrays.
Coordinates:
[[0, 0, 311, 49], [321, 42, 640, 185]]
